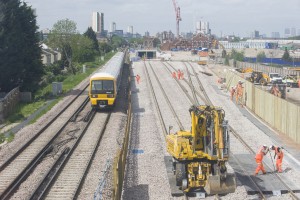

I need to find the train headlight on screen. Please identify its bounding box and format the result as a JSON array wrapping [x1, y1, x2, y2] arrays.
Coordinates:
[[92, 94, 98, 98], [107, 94, 114, 98]]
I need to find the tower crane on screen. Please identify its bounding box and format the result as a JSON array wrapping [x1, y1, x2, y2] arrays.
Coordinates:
[[172, 0, 181, 38]]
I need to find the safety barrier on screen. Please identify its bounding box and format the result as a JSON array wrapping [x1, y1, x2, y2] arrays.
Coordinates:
[[112, 76, 132, 200], [0, 87, 20, 123], [226, 70, 300, 144]]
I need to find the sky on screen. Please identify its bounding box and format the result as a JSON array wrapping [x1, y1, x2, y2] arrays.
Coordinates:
[[24, 0, 300, 37]]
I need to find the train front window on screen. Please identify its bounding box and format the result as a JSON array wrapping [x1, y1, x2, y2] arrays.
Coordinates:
[[91, 80, 114, 94]]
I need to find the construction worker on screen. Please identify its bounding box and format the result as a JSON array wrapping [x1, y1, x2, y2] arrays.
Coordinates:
[[181, 71, 184, 80], [298, 79, 300, 88], [254, 145, 269, 176], [230, 86, 236, 101], [236, 80, 244, 105], [270, 145, 284, 173], [172, 71, 177, 79], [177, 69, 181, 80], [136, 74, 141, 84]]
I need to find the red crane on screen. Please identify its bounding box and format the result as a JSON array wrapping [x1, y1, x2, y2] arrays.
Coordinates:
[[172, 0, 181, 38]]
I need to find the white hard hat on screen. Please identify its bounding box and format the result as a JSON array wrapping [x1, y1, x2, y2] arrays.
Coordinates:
[[269, 145, 274, 149], [263, 144, 267, 147]]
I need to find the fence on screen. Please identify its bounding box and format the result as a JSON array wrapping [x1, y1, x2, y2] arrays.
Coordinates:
[[112, 76, 132, 200], [226, 70, 300, 144], [0, 87, 20, 123], [233, 60, 300, 76]]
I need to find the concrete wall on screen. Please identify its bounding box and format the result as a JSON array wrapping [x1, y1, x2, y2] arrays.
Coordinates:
[[226, 70, 300, 144]]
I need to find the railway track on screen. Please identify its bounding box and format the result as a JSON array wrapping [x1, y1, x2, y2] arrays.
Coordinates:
[[0, 94, 91, 199], [186, 61, 300, 200], [146, 60, 299, 199], [30, 111, 110, 199]]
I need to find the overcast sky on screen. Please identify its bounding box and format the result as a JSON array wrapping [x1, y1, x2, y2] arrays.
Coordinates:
[[24, 0, 300, 37]]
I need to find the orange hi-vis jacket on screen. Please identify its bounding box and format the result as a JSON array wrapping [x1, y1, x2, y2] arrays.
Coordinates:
[[255, 146, 268, 161], [275, 147, 283, 161]]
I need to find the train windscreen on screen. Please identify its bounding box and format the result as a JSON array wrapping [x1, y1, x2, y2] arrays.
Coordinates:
[[91, 80, 114, 94]]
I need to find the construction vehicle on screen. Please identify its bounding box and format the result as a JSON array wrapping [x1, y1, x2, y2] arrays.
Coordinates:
[[282, 74, 298, 87], [198, 60, 207, 65], [246, 71, 270, 85], [269, 73, 283, 84], [236, 67, 253, 73], [166, 105, 236, 195]]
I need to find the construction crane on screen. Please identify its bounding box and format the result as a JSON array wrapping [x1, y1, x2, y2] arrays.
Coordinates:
[[172, 0, 181, 38]]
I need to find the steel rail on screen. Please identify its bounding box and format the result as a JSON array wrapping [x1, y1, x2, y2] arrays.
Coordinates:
[[0, 96, 90, 200]]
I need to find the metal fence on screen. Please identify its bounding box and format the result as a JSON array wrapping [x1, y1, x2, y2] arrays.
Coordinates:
[[112, 76, 132, 200], [234, 60, 300, 76], [0, 87, 20, 123], [226, 70, 300, 144]]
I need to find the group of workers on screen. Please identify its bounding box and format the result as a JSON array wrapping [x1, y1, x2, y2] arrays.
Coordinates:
[[230, 80, 244, 105], [255, 144, 284, 176], [172, 69, 184, 80]]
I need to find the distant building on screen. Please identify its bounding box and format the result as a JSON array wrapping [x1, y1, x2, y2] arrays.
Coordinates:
[[92, 12, 104, 35], [271, 32, 280, 39], [127, 26, 133, 34], [254, 30, 259, 38], [110, 22, 116, 33], [284, 28, 290, 38], [145, 31, 150, 37], [196, 21, 210, 35], [291, 27, 296, 37], [114, 30, 123, 37]]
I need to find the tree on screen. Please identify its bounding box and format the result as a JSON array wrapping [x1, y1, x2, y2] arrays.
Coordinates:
[[47, 19, 78, 74], [99, 42, 112, 54], [0, 0, 44, 92], [72, 35, 95, 63], [282, 48, 291, 62], [230, 49, 244, 62], [110, 35, 127, 49], [256, 51, 266, 63], [84, 27, 99, 52]]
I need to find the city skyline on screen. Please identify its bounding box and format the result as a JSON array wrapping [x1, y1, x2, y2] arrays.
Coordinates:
[[25, 0, 300, 38]]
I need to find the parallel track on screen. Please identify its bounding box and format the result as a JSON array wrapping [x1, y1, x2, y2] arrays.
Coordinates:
[[0, 96, 90, 199], [186, 61, 299, 200], [30, 111, 111, 200]]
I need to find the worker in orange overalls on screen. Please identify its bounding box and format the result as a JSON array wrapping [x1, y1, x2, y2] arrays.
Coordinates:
[[172, 71, 177, 79], [177, 69, 181, 80], [181, 71, 184, 80], [136, 74, 141, 84], [270, 145, 284, 173], [236, 80, 243, 105], [254, 145, 269, 176], [298, 79, 300, 88], [230, 86, 236, 101]]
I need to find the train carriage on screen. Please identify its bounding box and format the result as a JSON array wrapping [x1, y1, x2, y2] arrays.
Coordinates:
[[89, 52, 125, 109]]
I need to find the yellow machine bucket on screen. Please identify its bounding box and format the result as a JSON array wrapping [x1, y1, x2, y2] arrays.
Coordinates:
[[204, 174, 236, 195]]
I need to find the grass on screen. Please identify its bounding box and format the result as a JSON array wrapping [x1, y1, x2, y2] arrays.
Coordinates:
[[4, 52, 115, 127]]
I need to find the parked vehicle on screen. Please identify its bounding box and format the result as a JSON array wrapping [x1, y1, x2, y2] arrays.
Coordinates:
[[282, 75, 299, 87], [269, 73, 283, 84]]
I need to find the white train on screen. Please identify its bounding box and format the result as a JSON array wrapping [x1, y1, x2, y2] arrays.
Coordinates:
[[89, 52, 125, 109]]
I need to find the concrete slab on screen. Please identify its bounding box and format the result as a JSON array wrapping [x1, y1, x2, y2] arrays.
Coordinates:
[[229, 154, 300, 194], [164, 156, 184, 197]]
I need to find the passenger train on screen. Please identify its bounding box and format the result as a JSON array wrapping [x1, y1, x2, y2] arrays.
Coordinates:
[[89, 52, 125, 109]]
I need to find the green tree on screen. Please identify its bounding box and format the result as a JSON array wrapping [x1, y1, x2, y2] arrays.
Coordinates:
[[282, 48, 291, 62], [72, 35, 94, 63], [230, 49, 244, 62], [222, 49, 227, 58], [0, 0, 44, 92], [256, 51, 266, 63], [84, 27, 99, 52], [99, 42, 112, 54], [110, 35, 127, 49], [47, 19, 78, 74]]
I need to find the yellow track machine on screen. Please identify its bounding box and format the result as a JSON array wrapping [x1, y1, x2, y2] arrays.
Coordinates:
[[166, 105, 236, 195]]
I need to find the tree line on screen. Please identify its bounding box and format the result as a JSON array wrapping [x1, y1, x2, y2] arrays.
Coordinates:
[[0, 0, 129, 94]]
